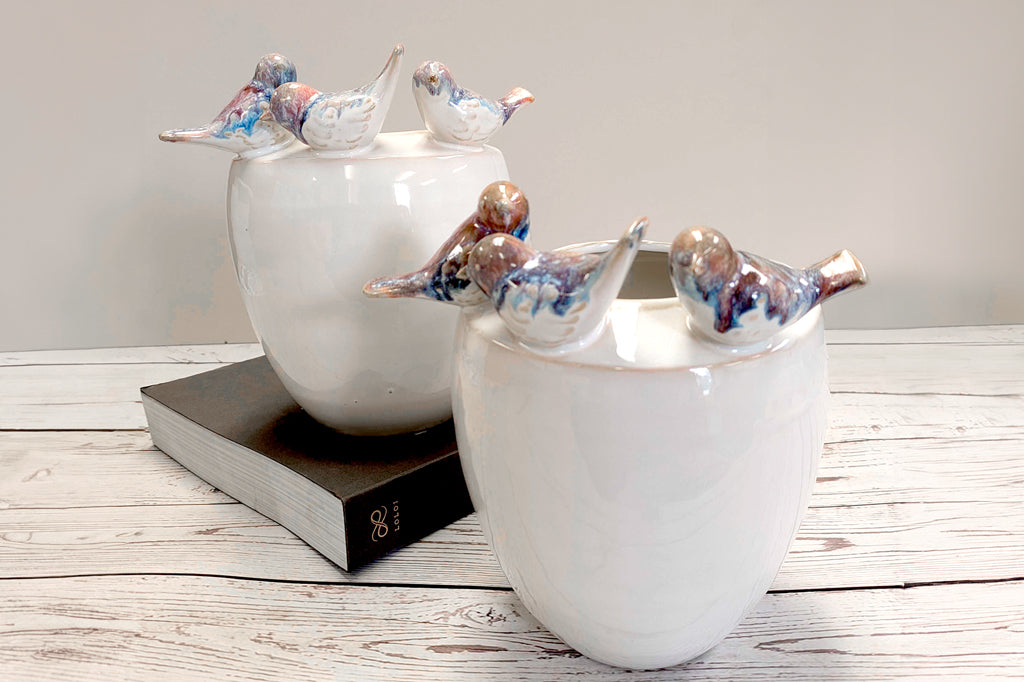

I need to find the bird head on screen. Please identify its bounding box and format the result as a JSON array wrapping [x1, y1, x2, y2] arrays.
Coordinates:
[[467, 234, 536, 297], [476, 181, 530, 238], [254, 53, 298, 89], [413, 60, 453, 97], [669, 227, 738, 293], [270, 82, 320, 141]]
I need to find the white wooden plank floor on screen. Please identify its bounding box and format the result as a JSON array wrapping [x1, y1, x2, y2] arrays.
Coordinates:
[[1, 327, 1022, 679]]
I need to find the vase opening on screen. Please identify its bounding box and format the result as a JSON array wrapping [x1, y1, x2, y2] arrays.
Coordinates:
[[554, 240, 675, 301], [616, 248, 676, 300]]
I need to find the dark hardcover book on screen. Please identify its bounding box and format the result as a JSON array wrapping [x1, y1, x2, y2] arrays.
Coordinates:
[[140, 356, 473, 571]]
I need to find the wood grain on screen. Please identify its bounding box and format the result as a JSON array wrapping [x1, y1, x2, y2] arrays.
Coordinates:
[[826, 392, 1024, 442], [0, 363, 237, 430], [0, 431, 229, 508], [5, 426, 1021, 510], [815, 436, 1024, 506], [1, 326, 1018, 368], [826, 324, 1024, 344], [2, 328, 1023, 678], [827, 343, 1024, 394], [1, 575, 1020, 681], [0, 344, 261, 367], [3, 371, 1021, 434], [1, 494, 1021, 591]]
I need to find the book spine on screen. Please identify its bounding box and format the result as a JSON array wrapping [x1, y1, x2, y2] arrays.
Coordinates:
[[344, 451, 473, 570]]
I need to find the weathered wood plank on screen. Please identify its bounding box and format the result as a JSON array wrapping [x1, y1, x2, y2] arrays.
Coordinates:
[[0, 431, 231, 509], [0, 344, 261, 367], [0, 403, 147, 431], [827, 343, 1024, 394], [0, 330, 1021, 678], [4, 429, 1021, 512], [787, 500, 1024, 588], [0, 363, 234, 430], [0, 342, 1010, 402], [814, 436, 1024, 506], [826, 324, 1024, 345], [3, 368, 1021, 433], [826, 392, 1024, 442], [1, 496, 1021, 591], [0, 503, 501, 586], [0, 575, 1020, 680], [2, 327, 1020, 366], [0, 364, 235, 404], [2, 421, 1022, 590], [3, 331, 1020, 431]]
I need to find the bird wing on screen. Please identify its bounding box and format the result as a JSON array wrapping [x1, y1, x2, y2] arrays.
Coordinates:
[[499, 252, 600, 317], [447, 96, 504, 144], [301, 93, 379, 150], [162, 83, 284, 154], [210, 83, 270, 139], [497, 274, 589, 347]]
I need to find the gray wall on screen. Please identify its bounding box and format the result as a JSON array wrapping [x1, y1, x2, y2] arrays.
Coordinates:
[[3, 0, 1023, 351]]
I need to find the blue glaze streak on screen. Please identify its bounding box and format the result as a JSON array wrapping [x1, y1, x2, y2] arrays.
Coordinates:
[[511, 217, 529, 242], [215, 90, 271, 138], [494, 252, 598, 317], [449, 86, 505, 119], [687, 253, 822, 333], [295, 91, 328, 144]]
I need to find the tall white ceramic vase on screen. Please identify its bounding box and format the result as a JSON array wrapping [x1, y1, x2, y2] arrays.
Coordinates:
[[228, 131, 508, 435], [451, 246, 828, 669]]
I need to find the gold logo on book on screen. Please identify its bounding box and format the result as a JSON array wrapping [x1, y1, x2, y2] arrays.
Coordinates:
[[370, 506, 388, 542]]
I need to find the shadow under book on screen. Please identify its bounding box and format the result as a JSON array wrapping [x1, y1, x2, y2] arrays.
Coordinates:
[[141, 356, 473, 571]]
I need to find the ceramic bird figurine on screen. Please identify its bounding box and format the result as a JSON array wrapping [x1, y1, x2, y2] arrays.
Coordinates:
[[466, 218, 647, 351], [412, 60, 533, 147], [159, 53, 297, 156], [669, 227, 868, 346], [362, 181, 530, 304], [270, 44, 404, 153]]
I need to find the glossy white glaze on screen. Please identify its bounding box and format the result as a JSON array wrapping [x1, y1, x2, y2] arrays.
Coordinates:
[[229, 130, 508, 434], [452, 245, 828, 669]]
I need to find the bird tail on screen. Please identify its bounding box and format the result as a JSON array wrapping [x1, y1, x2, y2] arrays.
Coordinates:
[[364, 43, 405, 98], [592, 217, 649, 301], [498, 87, 535, 123], [159, 127, 214, 144], [812, 249, 868, 304], [362, 270, 432, 299]]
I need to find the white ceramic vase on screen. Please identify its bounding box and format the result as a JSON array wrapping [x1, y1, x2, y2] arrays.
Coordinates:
[[451, 245, 828, 669], [228, 131, 508, 434]]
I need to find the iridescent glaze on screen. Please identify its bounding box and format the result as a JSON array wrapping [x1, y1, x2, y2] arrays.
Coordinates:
[[412, 60, 533, 147], [362, 181, 529, 304], [467, 218, 647, 351], [270, 45, 404, 153], [669, 227, 868, 346], [159, 54, 297, 157]]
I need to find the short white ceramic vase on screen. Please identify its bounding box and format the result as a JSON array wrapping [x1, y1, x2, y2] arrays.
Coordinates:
[[451, 244, 828, 669], [228, 131, 508, 434]]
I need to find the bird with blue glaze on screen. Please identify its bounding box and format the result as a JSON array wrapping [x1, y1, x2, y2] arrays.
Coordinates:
[[159, 53, 297, 156], [362, 181, 530, 304], [412, 61, 534, 147], [466, 217, 647, 352], [669, 227, 868, 346], [271, 44, 404, 153]]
